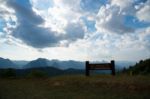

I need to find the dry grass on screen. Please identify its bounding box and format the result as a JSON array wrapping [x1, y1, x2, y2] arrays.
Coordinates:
[[0, 75, 150, 99]]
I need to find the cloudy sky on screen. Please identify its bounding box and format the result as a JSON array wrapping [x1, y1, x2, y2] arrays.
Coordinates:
[[0, 0, 150, 61]]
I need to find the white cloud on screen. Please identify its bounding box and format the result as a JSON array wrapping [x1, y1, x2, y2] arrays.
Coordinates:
[[45, 0, 87, 46], [53, 0, 81, 11], [111, 0, 136, 16], [111, 0, 133, 10], [96, 5, 134, 34], [67, 38, 112, 61], [138, 27, 150, 49], [0, 0, 87, 48], [46, 5, 82, 33], [136, 0, 150, 22]]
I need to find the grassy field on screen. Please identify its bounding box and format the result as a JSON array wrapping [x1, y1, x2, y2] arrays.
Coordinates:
[[0, 75, 150, 99]]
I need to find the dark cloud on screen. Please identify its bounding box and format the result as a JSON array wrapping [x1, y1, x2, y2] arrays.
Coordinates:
[[6, 0, 60, 48], [12, 24, 61, 48], [5, 0, 85, 48], [7, 0, 44, 25]]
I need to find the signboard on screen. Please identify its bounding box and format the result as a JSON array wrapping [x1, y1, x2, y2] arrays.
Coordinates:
[[85, 60, 115, 76]]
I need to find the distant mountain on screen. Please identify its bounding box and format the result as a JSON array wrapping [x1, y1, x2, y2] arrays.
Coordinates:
[[24, 58, 49, 69], [23, 58, 84, 69], [0, 57, 17, 68], [123, 58, 150, 75], [13, 60, 29, 68], [49, 60, 84, 70]]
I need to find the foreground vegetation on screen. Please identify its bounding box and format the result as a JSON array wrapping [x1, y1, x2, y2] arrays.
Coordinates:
[[0, 75, 150, 99]]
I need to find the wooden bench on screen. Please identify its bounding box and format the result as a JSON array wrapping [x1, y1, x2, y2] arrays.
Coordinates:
[[85, 60, 115, 76]]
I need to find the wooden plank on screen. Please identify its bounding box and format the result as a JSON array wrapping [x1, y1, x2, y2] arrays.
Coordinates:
[[89, 64, 111, 70]]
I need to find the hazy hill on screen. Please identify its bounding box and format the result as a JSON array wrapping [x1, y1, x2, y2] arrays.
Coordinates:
[[48, 60, 84, 70], [24, 58, 49, 69], [13, 60, 29, 68], [0, 57, 17, 68], [23, 58, 84, 69]]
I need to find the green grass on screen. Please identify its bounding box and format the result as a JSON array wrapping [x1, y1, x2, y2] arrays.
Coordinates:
[[0, 75, 150, 99]]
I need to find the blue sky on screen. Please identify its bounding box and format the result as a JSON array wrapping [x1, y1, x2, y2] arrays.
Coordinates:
[[0, 0, 150, 61]]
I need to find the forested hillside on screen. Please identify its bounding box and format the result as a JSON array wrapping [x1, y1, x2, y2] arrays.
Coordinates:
[[123, 58, 150, 75]]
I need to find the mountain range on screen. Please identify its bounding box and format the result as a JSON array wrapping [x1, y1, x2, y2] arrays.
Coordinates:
[[0, 57, 136, 71]]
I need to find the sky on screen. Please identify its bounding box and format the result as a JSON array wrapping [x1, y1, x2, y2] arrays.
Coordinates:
[[0, 0, 150, 61]]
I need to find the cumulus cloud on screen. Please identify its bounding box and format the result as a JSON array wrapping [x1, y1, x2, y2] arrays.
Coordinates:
[[95, 0, 148, 35], [5, 0, 61, 48], [1, 0, 86, 48], [96, 5, 134, 34], [136, 0, 150, 22]]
